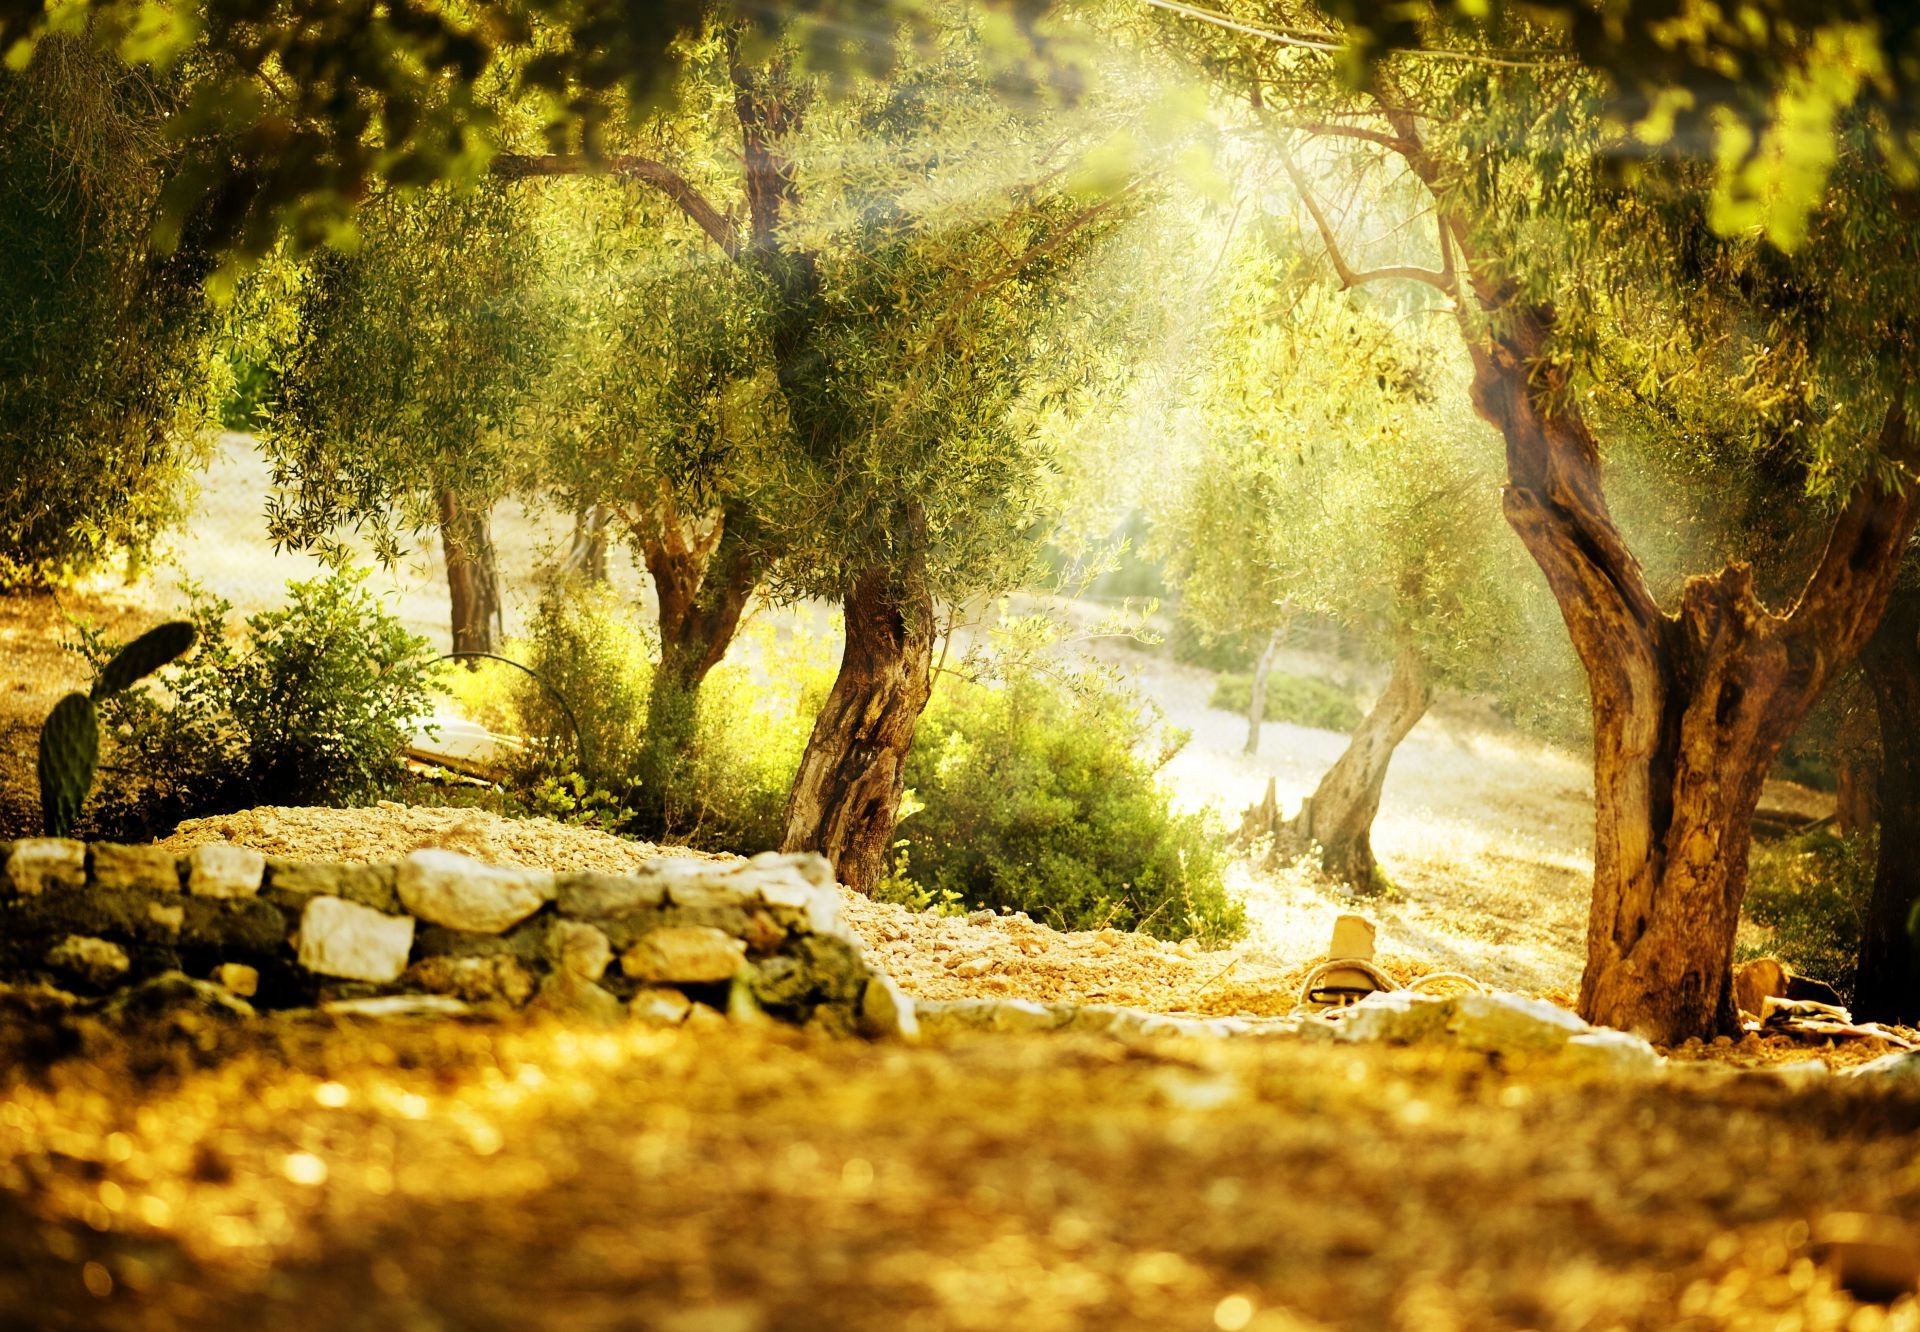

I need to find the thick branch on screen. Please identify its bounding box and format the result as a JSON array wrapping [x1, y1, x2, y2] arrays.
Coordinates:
[[1784, 398, 1920, 656], [492, 153, 740, 259], [1276, 146, 1453, 294]]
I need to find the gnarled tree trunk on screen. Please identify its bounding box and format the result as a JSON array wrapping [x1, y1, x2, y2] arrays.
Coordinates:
[[781, 564, 935, 893], [437, 488, 500, 656], [1470, 317, 1919, 1043], [1290, 645, 1430, 888], [632, 508, 762, 821], [1855, 588, 1920, 1024], [1245, 628, 1281, 756]]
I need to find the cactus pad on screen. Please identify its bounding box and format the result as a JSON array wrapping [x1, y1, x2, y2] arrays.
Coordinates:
[[92, 619, 195, 700], [37, 691, 99, 838]]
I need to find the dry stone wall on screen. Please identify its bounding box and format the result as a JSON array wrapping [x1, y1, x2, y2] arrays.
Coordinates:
[[0, 839, 915, 1038]]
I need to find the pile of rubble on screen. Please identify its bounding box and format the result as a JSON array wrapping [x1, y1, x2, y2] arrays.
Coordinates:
[[0, 838, 913, 1036]]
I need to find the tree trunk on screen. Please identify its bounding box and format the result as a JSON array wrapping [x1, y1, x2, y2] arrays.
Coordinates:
[[780, 565, 936, 893], [1855, 588, 1920, 1024], [1290, 646, 1430, 888], [561, 505, 611, 584], [633, 514, 761, 819], [1468, 316, 1920, 1043], [437, 488, 500, 656], [1245, 628, 1280, 757]]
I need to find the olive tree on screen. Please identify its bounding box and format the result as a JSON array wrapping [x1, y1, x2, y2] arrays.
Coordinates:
[[0, 36, 225, 582], [261, 183, 557, 653], [1157, 5, 1920, 1041]]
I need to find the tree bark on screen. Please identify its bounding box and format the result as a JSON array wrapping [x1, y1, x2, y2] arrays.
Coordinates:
[[780, 564, 936, 893], [437, 488, 500, 656], [1290, 645, 1431, 888], [561, 505, 611, 584], [1855, 588, 1920, 1023], [1245, 628, 1280, 757], [1471, 314, 1919, 1042]]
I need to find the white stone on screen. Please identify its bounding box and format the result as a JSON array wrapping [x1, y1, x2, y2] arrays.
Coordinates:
[[397, 849, 552, 934], [1561, 1028, 1663, 1073], [1448, 991, 1588, 1052], [1844, 1052, 1920, 1082], [6, 839, 85, 895], [187, 844, 265, 898], [214, 963, 260, 998], [630, 987, 695, 1025], [858, 975, 919, 1040], [549, 919, 613, 981], [1315, 990, 1453, 1045], [297, 895, 414, 983], [324, 995, 471, 1019], [91, 844, 182, 892], [45, 935, 130, 987], [621, 926, 748, 984]]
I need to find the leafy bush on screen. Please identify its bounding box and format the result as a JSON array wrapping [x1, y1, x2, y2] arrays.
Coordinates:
[[498, 584, 832, 852], [1741, 829, 1874, 996], [80, 572, 440, 835], [892, 644, 1243, 944], [1209, 671, 1364, 733]]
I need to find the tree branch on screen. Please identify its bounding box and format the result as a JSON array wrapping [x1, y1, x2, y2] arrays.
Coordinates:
[[492, 153, 740, 259], [1276, 145, 1453, 293]]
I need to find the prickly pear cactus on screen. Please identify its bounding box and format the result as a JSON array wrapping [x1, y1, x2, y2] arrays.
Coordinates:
[[37, 691, 99, 838], [92, 620, 195, 699], [34, 618, 194, 837]]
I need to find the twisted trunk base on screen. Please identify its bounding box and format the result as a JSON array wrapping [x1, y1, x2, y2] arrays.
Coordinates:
[[1289, 647, 1430, 889], [780, 566, 934, 894]]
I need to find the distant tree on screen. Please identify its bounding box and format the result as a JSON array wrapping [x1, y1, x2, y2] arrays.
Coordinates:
[[0, 36, 225, 583], [261, 183, 557, 654], [1162, 250, 1543, 888]]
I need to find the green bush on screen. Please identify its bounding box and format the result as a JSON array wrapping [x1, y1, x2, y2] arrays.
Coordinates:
[[891, 653, 1243, 944], [1209, 671, 1364, 733], [80, 571, 440, 835], [1741, 829, 1874, 996], [499, 584, 831, 852]]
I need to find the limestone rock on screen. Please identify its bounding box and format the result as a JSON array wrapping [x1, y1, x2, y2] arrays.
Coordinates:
[[397, 849, 552, 934], [404, 954, 535, 1005], [214, 964, 260, 998], [324, 994, 471, 1019], [1448, 991, 1588, 1052], [549, 919, 612, 981], [554, 869, 669, 919], [621, 926, 748, 984], [629, 986, 694, 1025], [45, 935, 130, 988], [528, 971, 623, 1024], [1561, 1028, 1663, 1073], [91, 844, 182, 892], [6, 839, 85, 895], [267, 859, 402, 913], [1306, 990, 1453, 1045], [1843, 1051, 1920, 1082], [297, 896, 415, 983], [146, 902, 185, 936], [857, 974, 919, 1040], [187, 844, 266, 898]]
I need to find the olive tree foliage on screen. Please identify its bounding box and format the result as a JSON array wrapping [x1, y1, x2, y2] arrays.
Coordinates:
[[1150, 2, 1920, 1039], [1157, 229, 1549, 884], [259, 182, 558, 651], [0, 36, 227, 582]]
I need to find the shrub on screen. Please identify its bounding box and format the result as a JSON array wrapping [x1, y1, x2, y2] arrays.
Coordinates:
[[498, 585, 832, 852], [1741, 829, 1874, 997], [892, 645, 1243, 944], [80, 571, 440, 835], [1208, 671, 1364, 733]]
